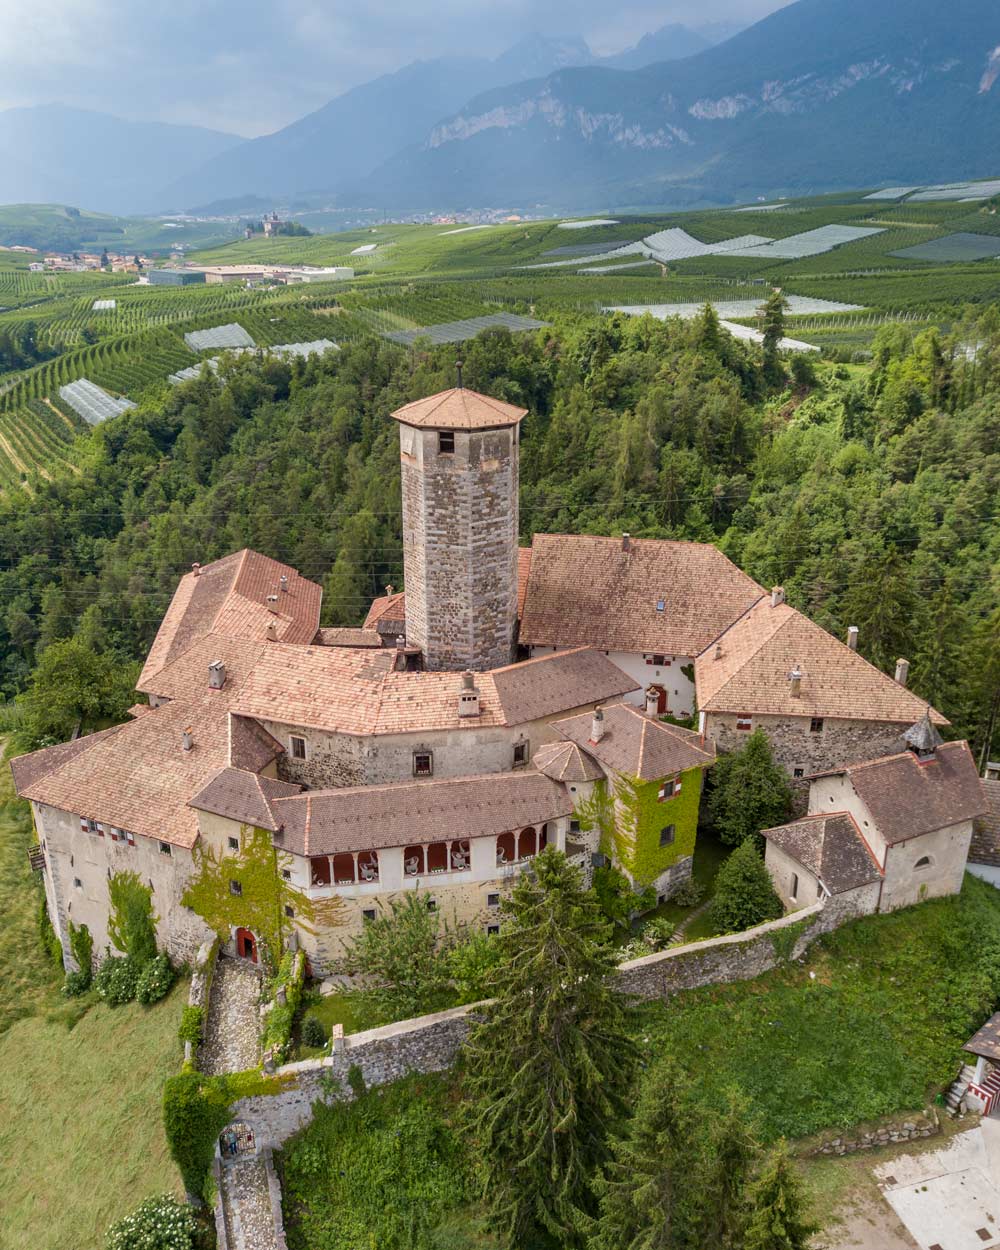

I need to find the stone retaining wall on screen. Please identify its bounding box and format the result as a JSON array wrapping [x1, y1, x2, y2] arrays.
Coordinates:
[[185, 938, 219, 1066], [808, 1108, 940, 1157]]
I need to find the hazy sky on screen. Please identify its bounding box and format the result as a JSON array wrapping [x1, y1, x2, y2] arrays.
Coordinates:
[[0, 0, 792, 137]]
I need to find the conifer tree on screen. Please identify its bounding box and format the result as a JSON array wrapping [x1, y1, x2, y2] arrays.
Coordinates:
[[708, 840, 784, 935], [702, 1087, 762, 1250], [743, 1142, 817, 1250], [759, 289, 789, 384], [464, 847, 638, 1249], [708, 728, 792, 846], [589, 1058, 699, 1250]]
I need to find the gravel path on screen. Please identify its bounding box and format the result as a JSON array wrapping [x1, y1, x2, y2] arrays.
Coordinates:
[[220, 1159, 278, 1250], [200, 958, 262, 1076]]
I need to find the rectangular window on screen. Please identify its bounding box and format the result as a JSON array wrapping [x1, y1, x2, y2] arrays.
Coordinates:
[[126, 831, 136, 848], [284, 905, 294, 919], [413, 751, 433, 777], [657, 778, 682, 802], [793, 768, 804, 779], [512, 741, 528, 768], [282, 868, 292, 881], [228, 836, 240, 851], [736, 716, 752, 732], [109, 827, 120, 842], [229, 880, 242, 896], [74, 877, 82, 889], [362, 908, 376, 922], [659, 825, 675, 847], [487, 893, 500, 908], [810, 717, 824, 733], [159, 841, 172, 856], [569, 818, 581, 833], [487, 924, 500, 936], [651, 654, 666, 666], [438, 430, 455, 454], [290, 735, 307, 760]]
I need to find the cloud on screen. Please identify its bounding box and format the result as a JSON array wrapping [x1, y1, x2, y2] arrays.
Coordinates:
[[0, 0, 791, 137]]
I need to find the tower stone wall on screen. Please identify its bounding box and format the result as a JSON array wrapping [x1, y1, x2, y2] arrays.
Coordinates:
[[398, 421, 519, 671]]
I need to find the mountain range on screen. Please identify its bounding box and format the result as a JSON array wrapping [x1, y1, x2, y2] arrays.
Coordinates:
[[357, 0, 1000, 210]]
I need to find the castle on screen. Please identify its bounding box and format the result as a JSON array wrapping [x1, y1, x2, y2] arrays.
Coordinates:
[[12, 379, 974, 975]]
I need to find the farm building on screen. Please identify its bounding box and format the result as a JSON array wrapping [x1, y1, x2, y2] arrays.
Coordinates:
[[148, 268, 206, 286]]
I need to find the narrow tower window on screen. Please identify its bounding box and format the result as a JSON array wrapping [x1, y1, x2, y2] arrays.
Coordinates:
[[438, 430, 455, 454]]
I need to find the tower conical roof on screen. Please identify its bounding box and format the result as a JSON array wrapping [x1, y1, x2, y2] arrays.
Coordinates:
[[391, 387, 526, 430], [903, 710, 944, 755]]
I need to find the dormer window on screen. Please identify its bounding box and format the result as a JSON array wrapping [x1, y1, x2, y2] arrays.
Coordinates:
[[438, 430, 455, 455], [655, 600, 665, 613], [512, 741, 528, 769], [413, 750, 433, 777]]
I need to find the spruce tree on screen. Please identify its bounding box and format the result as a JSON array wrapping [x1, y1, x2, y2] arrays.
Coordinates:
[[589, 1058, 699, 1250], [702, 1087, 762, 1250], [708, 728, 792, 846], [464, 847, 638, 1249], [743, 1142, 817, 1250]]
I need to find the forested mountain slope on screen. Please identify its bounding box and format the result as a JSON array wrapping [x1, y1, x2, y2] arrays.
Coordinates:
[[0, 316, 997, 760]]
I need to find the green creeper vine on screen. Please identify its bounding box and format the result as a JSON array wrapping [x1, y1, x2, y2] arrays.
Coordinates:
[[108, 871, 158, 965]]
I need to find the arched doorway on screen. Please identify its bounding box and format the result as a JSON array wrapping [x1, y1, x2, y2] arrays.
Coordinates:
[[235, 927, 258, 964]]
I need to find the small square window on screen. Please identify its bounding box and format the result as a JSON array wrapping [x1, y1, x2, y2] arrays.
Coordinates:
[[793, 768, 804, 779], [413, 751, 433, 777], [659, 825, 675, 847], [159, 841, 172, 856], [73, 877, 82, 889], [426, 898, 437, 912], [229, 879, 242, 896], [362, 908, 377, 922], [736, 716, 752, 732], [109, 827, 120, 842], [512, 741, 528, 768], [228, 836, 240, 851], [487, 893, 500, 908], [438, 430, 455, 454], [569, 818, 581, 833], [126, 831, 136, 847], [290, 735, 307, 760], [284, 905, 294, 919], [282, 868, 292, 881], [810, 717, 824, 733], [651, 654, 666, 666], [487, 924, 500, 936]]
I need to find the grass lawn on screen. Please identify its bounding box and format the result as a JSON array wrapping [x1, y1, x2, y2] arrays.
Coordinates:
[[0, 979, 187, 1250], [292, 986, 366, 1059]]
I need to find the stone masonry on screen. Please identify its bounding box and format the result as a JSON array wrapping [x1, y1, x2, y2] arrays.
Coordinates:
[[200, 958, 262, 1076]]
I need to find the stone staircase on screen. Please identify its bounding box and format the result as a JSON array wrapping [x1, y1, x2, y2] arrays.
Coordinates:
[[945, 1063, 977, 1115]]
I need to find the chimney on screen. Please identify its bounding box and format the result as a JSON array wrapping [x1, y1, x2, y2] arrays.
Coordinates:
[[191, 562, 201, 577], [846, 626, 859, 651], [266, 593, 279, 613], [208, 659, 225, 690], [622, 532, 631, 553], [181, 727, 193, 752], [714, 643, 723, 661], [590, 705, 605, 744], [396, 634, 407, 652], [455, 359, 464, 390], [895, 658, 910, 687], [265, 620, 278, 642], [789, 665, 802, 697], [385, 584, 394, 596], [279, 574, 289, 593], [771, 586, 785, 608], [458, 672, 480, 718], [645, 688, 659, 717]]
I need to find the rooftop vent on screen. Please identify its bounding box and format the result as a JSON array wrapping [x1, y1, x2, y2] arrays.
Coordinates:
[[191, 562, 201, 577], [590, 705, 605, 744], [456, 359, 464, 390], [903, 711, 943, 760], [279, 574, 289, 593], [266, 593, 279, 614], [385, 584, 395, 596], [396, 634, 407, 651], [714, 643, 723, 661], [265, 620, 278, 642], [622, 532, 631, 553], [458, 672, 480, 718], [789, 665, 802, 697], [846, 625, 859, 651], [771, 586, 785, 608], [894, 658, 910, 688], [208, 659, 225, 690], [181, 727, 194, 752], [655, 598, 665, 613]]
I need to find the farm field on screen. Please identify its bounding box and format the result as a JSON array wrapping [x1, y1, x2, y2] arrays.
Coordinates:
[[0, 183, 997, 487]]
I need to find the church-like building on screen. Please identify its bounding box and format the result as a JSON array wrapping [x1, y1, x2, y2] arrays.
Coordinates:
[[11, 380, 956, 975]]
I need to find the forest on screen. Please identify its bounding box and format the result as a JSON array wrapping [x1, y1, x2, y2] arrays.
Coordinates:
[[0, 306, 997, 762]]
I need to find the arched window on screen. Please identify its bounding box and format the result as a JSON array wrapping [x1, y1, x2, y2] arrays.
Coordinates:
[[914, 855, 933, 869], [518, 827, 537, 859], [332, 853, 356, 884], [310, 857, 331, 887], [496, 831, 516, 866], [427, 842, 449, 873], [357, 851, 379, 882], [450, 840, 470, 871], [403, 845, 425, 876]]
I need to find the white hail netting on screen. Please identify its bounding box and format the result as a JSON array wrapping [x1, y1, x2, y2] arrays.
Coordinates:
[[58, 379, 136, 425]]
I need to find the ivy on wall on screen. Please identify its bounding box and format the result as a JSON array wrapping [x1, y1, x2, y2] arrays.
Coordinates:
[[108, 870, 158, 964], [181, 825, 347, 971], [576, 766, 706, 887]]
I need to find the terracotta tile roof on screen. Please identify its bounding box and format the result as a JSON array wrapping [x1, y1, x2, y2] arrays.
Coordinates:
[[8, 725, 126, 793], [964, 1012, 1000, 1061], [139, 635, 267, 702], [189, 768, 302, 831], [272, 771, 572, 856], [820, 742, 988, 845], [490, 648, 639, 725], [364, 551, 532, 634], [138, 549, 322, 688], [971, 779, 1000, 865], [519, 534, 764, 656], [229, 715, 284, 772], [553, 702, 715, 781], [232, 645, 634, 736], [762, 813, 883, 894], [696, 599, 948, 726], [126, 703, 153, 719], [313, 627, 382, 648], [391, 387, 527, 430], [532, 740, 604, 782], [517, 547, 532, 619]]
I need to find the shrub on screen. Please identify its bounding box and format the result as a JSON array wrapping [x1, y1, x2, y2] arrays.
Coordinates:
[[301, 1012, 326, 1048], [106, 1193, 197, 1250], [38, 896, 64, 970], [137, 952, 176, 1004], [593, 864, 655, 931], [708, 729, 792, 846], [163, 1071, 233, 1200], [69, 919, 94, 978], [708, 842, 785, 935], [261, 949, 305, 1061], [108, 871, 158, 967], [347, 1064, 366, 1099], [639, 916, 675, 951], [62, 969, 92, 997], [178, 1005, 204, 1046], [94, 955, 141, 1006], [671, 878, 705, 908], [447, 930, 503, 1002]]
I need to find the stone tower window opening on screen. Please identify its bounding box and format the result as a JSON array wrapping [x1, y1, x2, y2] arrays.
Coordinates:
[[438, 430, 455, 455]]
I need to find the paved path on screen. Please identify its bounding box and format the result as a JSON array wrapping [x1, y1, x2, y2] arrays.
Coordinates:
[[668, 899, 712, 945], [200, 958, 262, 1075], [220, 1158, 279, 1250]]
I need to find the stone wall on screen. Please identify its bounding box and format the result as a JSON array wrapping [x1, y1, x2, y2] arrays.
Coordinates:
[[185, 938, 220, 1066], [705, 713, 908, 782], [233, 884, 883, 1148], [807, 1109, 939, 1157]]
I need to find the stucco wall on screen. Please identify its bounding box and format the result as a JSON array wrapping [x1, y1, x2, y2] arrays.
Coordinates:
[[881, 821, 974, 912], [527, 646, 696, 718], [765, 842, 825, 911]]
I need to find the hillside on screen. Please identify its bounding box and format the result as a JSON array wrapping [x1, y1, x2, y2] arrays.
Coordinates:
[[0, 106, 237, 215], [358, 0, 1000, 210]]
